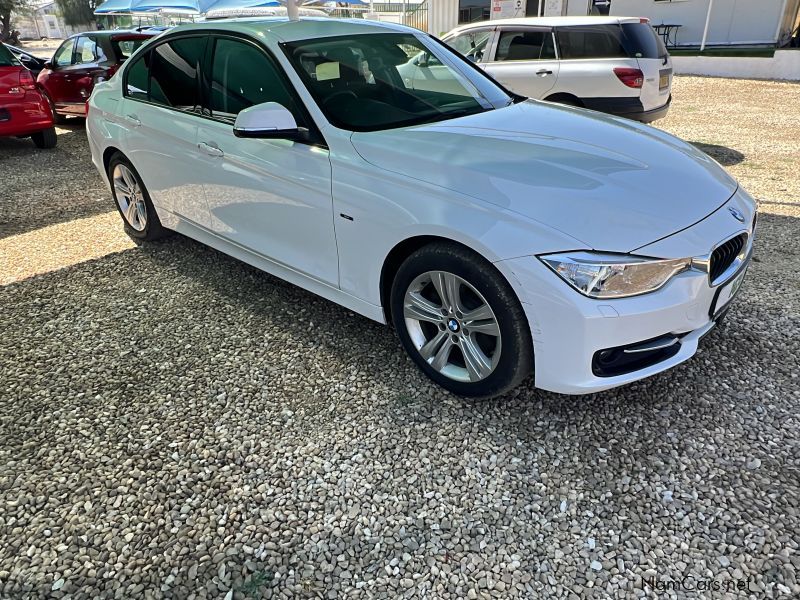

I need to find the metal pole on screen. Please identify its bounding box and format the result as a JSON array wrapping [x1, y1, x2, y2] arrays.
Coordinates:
[[402, 0, 407, 25], [700, 0, 715, 51], [539, 0, 544, 18], [774, 0, 790, 45], [287, 0, 299, 20]]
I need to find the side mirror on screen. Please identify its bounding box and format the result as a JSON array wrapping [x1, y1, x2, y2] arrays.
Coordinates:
[[416, 53, 429, 68], [233, 102, 309, 141], [43, 61, 54, 69]]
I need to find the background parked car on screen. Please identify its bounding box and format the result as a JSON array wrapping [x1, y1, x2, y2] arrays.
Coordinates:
[[37, 30, 156, 122], [441, 16, 673, 123], [3, 44, 47, 78], [0, 42, 56, 148]]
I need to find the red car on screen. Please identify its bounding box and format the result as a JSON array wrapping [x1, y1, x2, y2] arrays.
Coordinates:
[[37, 31, 155, 121], [0, 42, 56, 148]]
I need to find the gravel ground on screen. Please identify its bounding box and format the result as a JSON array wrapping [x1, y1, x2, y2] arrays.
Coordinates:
[[1, 77, 799, 599]]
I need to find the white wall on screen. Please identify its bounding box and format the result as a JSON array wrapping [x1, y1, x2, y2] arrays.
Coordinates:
[[611, 0, 785, 46], [673, 49, 800, 79], [429, 0, 460, 35]]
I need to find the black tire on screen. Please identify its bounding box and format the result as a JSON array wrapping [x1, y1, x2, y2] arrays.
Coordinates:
[[390, 243, 533, 398], [107, 152, 168, 241], [31, 127, 57, 149]]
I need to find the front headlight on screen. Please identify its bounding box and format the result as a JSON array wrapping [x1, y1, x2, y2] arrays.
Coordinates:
[[540, 252, 691, 299]]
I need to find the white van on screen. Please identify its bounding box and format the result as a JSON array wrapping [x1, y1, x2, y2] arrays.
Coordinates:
[[440, 16, 673, 122]]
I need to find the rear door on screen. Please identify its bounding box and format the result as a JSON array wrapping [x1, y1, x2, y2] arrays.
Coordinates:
[[119, 34, 210, 224], [483, 27, 559, 99], [620, 21, 672, 111]]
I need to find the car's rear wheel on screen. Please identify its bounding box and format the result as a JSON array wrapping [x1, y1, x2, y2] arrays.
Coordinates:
[[31, 127, 57, 149], [108, 153, 167, 241], [390, 243, 533, 398]]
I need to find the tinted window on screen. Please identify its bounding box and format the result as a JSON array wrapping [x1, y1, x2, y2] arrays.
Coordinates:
[[447, 30, 492, 62], [621, 23, 667, 59], [495, 31, 556, 61], [209, 38, 299, 123], [113, 38, 148, 61], [0, 44, 19, 66], [75, 36, 98, 64], [125, 51, 149, 100], [149, 36, 205, 112], [53, 40, 74, 67], [557, 25, 628, 59]]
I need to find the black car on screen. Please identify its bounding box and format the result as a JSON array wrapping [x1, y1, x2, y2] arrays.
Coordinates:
[[3, 44, 47, 78]]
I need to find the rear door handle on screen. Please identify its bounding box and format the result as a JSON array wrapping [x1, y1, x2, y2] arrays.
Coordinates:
[[536, 69, 553, 76], [198, 141, 224, 157], [124, 114, 141, 127]]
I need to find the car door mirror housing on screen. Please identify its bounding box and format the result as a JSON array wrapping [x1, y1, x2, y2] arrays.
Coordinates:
[[43, 61, 54, 69], [233, 102, 309, 141]]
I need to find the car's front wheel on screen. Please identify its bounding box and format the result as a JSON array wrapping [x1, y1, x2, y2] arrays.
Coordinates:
[[390, 243, 533, 398], [108, 153, 167, 241]]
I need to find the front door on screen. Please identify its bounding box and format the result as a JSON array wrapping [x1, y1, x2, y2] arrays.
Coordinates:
[[484, 28, 560, 99], [195, 36, 338, 286]]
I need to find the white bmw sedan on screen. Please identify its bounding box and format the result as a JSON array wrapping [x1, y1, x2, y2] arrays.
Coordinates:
[[87, 18, 756, 398]]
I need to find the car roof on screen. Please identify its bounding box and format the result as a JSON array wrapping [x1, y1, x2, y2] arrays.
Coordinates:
[[168, 17, 415, 43], [449, 15, 643, 33], [67, 30, 157, 39]]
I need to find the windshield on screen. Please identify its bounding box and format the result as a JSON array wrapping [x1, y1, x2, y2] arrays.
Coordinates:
[[282, 33, 511, 132]]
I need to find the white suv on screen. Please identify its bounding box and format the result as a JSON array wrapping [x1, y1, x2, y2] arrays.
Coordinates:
[[441, 16, 673, 122]]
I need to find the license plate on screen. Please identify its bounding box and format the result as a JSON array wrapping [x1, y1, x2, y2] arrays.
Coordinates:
[[712, 267, 747, 318], [659, 74, 670, 89]]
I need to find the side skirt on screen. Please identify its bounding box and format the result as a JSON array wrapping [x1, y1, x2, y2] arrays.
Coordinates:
[[169, 213, 387, 325]]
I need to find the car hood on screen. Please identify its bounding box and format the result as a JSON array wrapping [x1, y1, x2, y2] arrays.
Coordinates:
[[349, 101, 738, 253]]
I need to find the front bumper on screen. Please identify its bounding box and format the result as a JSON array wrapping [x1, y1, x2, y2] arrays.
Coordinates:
[[496, 191, 756, 395]]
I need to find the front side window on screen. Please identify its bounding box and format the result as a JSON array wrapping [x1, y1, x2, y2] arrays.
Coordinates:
[[74, 36, 98, 64], [209, 38, 300, 123], [447, 30, 492, 63], [495, 30, 556, 61], [53, 40, 74, 67], [283, 32, 510, 132], [557, 25, 628, 60], [148, 36, 206, 112]]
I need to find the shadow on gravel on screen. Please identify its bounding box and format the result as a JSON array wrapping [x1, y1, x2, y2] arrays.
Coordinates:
[[0, 121, 108, 240], [689, 141, 745, 166]]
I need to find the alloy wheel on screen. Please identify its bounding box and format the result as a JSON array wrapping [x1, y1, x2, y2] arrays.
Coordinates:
[[403, 270, 501, 383], [112, 164, 147, 232]]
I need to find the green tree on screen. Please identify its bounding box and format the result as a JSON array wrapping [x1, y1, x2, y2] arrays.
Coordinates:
[[55, 0, 98, 26], [0, 0, 29, 42]]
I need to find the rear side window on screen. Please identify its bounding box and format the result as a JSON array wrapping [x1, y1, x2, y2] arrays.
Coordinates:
[[495, 30, 556, 61], [113, 38, 148, 61], [557, 25, 628, 59], [621, 23, 667, 59], [208, 37, 300, 123], [149, 36, 206, 112], [0, 44, 19, 66], [125, 51, 149, 100]]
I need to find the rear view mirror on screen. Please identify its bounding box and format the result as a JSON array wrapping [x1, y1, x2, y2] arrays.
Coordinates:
[[233, 102, 309, 141]]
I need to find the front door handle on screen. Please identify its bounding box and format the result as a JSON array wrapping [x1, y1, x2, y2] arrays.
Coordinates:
[[124, 114, 141, 127], [536, 69, 553, 76], [198, 141, 224, 157]]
